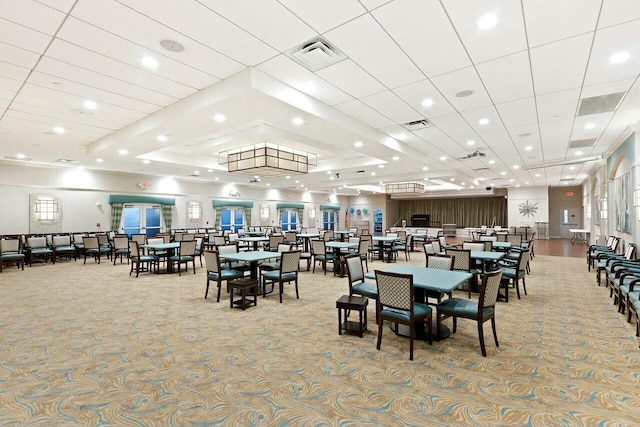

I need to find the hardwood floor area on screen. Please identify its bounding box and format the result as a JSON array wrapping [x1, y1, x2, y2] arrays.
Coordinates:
[[447, 237, 588, 258]]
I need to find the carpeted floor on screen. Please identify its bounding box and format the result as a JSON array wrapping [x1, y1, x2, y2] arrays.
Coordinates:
[[0, 251, 639, 426]]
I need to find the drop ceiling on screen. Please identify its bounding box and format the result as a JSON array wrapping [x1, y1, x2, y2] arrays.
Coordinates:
[[1, 0, 639, 195]]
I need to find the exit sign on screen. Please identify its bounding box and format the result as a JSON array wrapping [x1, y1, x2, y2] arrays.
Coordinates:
[[565, 191, 575, 197]]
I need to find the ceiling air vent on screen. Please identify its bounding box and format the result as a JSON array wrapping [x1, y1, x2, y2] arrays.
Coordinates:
[[4, 155, 31, 161], [577, 92, 625, 116], [402, 119, 432, 131], [57, 158, 79, 164], [287, 36, 346, 71], [569, 138, 597, 149]]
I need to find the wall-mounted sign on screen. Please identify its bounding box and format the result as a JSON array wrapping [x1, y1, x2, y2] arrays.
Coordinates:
[[565, 191, 575, 197], [137, 182, 151, 190]]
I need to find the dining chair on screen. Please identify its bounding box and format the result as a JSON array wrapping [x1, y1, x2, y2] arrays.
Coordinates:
[[25, 236, 55, 266], [345, 253, 378, 301], [203, 250, 244, 301], [111, 236, 130, 265], [0, 239, 25, 273], [424, 254, 456, 305], [129, 240, 159, 277], [82, 236, 109, 264], [498, 249, 529, 301], [436, 269, 503, 357], [444, 248, 476, 298], [52, 235, 76, 262], [259, 243, 291, 273], [311, 240, 335, 275], [170, 240, 197, 276], [374, 270, 432, 360], [261, 250, 301, 303]]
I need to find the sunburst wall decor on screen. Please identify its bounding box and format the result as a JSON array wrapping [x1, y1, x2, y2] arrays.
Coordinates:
[[518, 200, 538, 218]]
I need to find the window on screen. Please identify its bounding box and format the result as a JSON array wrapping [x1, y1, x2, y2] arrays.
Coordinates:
[[35, 200, 57, 221], [188, 202, 201, 221], [322, 210, 336, 231], [281, 209, 298, 231], [122, 205, 163, 238], [220, 208, 244, 232]]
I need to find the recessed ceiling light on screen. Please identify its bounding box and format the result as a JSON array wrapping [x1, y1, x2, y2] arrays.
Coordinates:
[[292, 117, 304, 125], [266, 183, 271, 186], [477, 12, 498, 30], [118, 149, 128, 155], [516, 184, 520, 188], [214, 177, 219, 181], [467, 140, 475, 146], [16, 153, 25, 159], [378, 164, 384, 169], [424, 177, 429, 181], [326, 170, 332, 174], [285, 175, 290, 179], [207, 169, 213, 173], [422, 166, 428, 171], [194, 170, 200, 175], [610, 51, 630, 64], [371, 172, 376, 176], [83, 100, 97, 110], [157, 135, 168, 142], [96, 158, 103, 163], [141, 56, 158, 69], [143, 159, 150, 164], [301, 81, 316, 92], [53, 126, 65, 134], [575, 150, 583, 156], [456, 90, 474, 98], [500, 171, 506, 176], [513, 165, 520, 169], [354, 141, 363, 148], [509, 179, 514, 183], [525, 145, 533, 151], [440, 156, 447, 161], [585, 122, 596, 130], [525, 181, 529, 184], [478, 118, 490, 125], [470, 186, 474, 189], [392, 156, 399, 161], [421, 98, 434, 107], [535, 173, 541, 177], [213, 114, 226, 122], [565, 175, 571, 179], [488, 160, 495, 164], [329, 176, 334, 180], [295, 180, 299, 183]]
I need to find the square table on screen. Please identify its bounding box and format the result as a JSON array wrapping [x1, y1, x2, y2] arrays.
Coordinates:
[[237, 236, 269, 251], [372, 236, 400, 262], [365, 265, 472, 340], [492, 242, 511, 251], [334, 230, 353, 241], [297, 233, 320, 252], [219, 250, 280, 279], [326, 241, 359, 276], [141, 242, 179, 273], [569, 228, 589, 245]]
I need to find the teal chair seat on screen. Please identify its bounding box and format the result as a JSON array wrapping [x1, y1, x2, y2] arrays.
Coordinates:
[[1, 253, 24, 261], [133, 255, 159, 263], [170, 255, 194, 262], [315, 254, 336, 261], [208, 269, 243, 281], [351, 281, 377, 298], [630, 291, 640, 305], [380, 302, 431, 323], [262, 271, 297, 282], [501, 267, 522, 279], [31, 247, 53, 254], [54, 245, 75, 252], [437, 298, 494, 318]]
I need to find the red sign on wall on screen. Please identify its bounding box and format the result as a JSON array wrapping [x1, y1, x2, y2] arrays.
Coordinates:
[[565, 191, 575, 197]]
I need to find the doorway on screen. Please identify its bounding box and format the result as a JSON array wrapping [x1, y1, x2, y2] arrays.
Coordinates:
[[560, 207, 580, 239], [122, 205, 163, 238]]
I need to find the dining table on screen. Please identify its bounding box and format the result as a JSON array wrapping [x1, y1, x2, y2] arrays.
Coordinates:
[[365, 265, 472, 340], [141, 242, 180, 273], [326, 241, 359, 277], [218, 250, 280, 279], [296, 233, 320, 252], [237, 236, 269, 251], [372, 236, 400, 262], [492, 241, 511, 251]]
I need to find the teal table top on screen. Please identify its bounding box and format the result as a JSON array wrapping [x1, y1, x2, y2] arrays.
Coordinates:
[[471, 251, 505, 261], [237, 237, 269, 242], [492, 242, 511, 249], [365, 265, 472, 293], [373, 236, 399, 242], [219, 251, 279, 263], [142, 242, 180, 250], [326, 241, 358, 249]]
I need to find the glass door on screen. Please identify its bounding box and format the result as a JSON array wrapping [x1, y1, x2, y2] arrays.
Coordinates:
[[122, 205, 163, 238]]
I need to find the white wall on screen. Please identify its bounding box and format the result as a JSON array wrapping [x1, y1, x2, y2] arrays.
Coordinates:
[[347, 194, 386, 230], [0, 163, 348, 234], [507, 186, 549, 236]]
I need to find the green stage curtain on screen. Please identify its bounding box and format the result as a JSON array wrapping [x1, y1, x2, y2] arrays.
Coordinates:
[[161, 204, 173, 230], [244, 207, 251, 228], [214, 207, 222, 228], [110, 203, 123, 232]]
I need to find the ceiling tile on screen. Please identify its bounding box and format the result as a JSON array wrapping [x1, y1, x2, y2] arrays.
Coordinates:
[[257, 55, 352, 106], [0, 87, 17, 101], [333, 99, 395, 128], [359, 0, 393, 11], [523, 0, 600, 47], [393, 79, 456, 119], [360, 90, 422, 124], [584, 20, 640, 86], [278, 0, 366, 33], [431, 66, 492, 111], [598, 0, 640, 28], [536, 88, 580, 122], [530, 33, 592, 95], [198, 0, 316, 52], [476, 51, 534, 103], [0, 17, 53, 53], [0, 60, 30, 81], [496, 97, 538, 128], [441, 0, 527, 63], [35, 0, 77, 13], [0, 76, 23, 92], [0, 41, 41, 69], [373, 0, 471, 77], [428, 112, 474, 137], [324, 14, 424, 88], [460, 105, 504, 132], [316, 59, 386, 99], [0, 0, 66, 35]]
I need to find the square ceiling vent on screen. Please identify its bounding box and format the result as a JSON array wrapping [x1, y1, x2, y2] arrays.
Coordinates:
[[577, 92, 625, 116], [287, 36, 346, 71], [402, 119, 433, 131]]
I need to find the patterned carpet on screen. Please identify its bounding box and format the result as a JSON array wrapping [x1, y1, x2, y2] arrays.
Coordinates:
[[0, 250, 639, 426]]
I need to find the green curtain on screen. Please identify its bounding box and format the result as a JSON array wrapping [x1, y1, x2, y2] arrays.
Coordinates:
[[296, 208, 304, 228], [214, 207, 222, 228], [398, 197, 507, 228], [244, 207, 251, 228], [161, 204, 173, 230], [110, 203, 123, 232], [276, 208, 283, 227]]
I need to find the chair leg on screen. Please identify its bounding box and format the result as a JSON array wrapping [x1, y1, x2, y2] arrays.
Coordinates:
[[522, 276, 527, 295], [295, 277, 299, 299], [376, 319, 383, 350], [491, 317, 499, 347], [217, 281, 222, 302], [515, 278, 521, 300], [279, 280, 283, 303], [478, 321, 487, 357], [452, 316, 457, 333], [205, 279, 210, 299], [426, 316, 432, 345], [192, 260, 196, 274], [409, 323, 415, 360]]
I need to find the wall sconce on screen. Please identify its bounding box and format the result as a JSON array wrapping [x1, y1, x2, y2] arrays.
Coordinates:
[[600, 196, 608, 220], [260, 205, 270, 220], [308, 206, 316, 220]]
